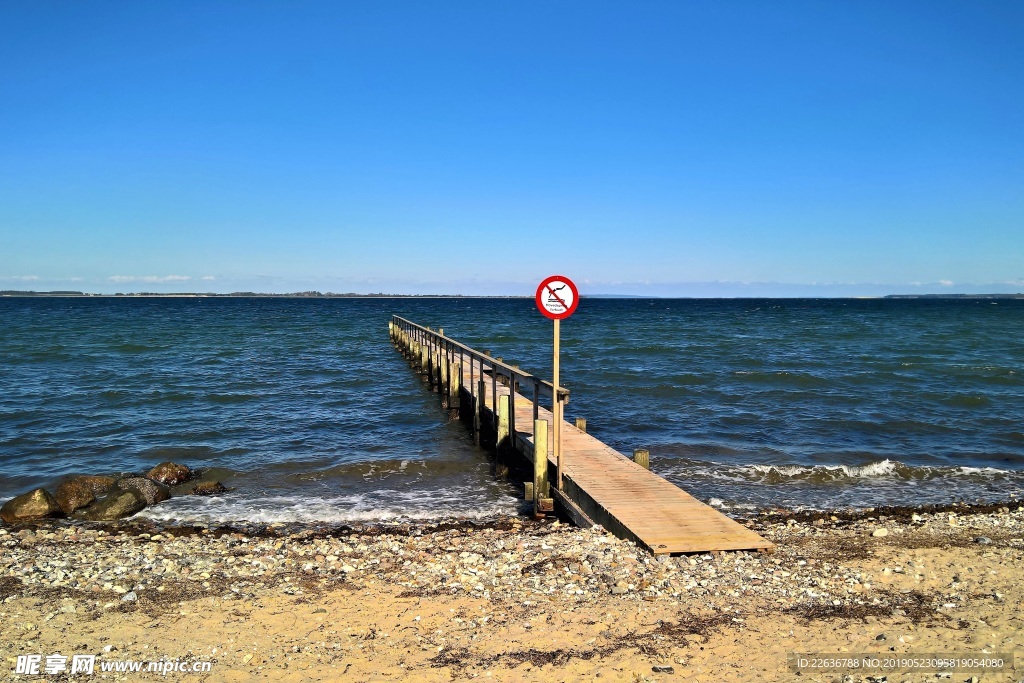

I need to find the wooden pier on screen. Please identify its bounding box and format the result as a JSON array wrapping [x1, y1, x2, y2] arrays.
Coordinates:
[[389, 316, 773, 556]]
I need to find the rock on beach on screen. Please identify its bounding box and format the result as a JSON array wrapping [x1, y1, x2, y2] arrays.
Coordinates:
[[0, 488, 64, 524], [80, 490, 147, 521], [191, 481, 227, 496], [74, 475, 118, 496], [116, 477, 171, 506], [146, 461, 193, 486], [55, 479, 97, 515]]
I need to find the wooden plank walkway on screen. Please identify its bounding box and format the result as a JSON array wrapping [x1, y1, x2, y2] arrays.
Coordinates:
[[390, 317, 773, 556]]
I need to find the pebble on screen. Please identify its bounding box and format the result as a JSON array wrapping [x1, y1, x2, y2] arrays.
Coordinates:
[[652, 664, 675, 673], [973, 536, 992, 545], [0, 505, 1019, 622]]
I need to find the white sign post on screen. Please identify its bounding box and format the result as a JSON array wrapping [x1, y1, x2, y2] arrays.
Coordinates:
[[535, 275, 579, 491]]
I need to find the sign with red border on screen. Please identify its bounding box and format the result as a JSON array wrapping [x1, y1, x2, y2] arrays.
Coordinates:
[[535, 275, 579, 320]]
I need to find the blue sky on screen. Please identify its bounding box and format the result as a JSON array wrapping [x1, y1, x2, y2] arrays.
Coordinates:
[[1, 2, 1021, 296]]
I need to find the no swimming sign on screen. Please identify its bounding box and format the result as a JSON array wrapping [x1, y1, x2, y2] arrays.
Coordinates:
[[535, 275, 579, 320]]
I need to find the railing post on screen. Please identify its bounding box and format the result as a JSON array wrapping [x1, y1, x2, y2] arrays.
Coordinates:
[[469, 355, 477, 443], [533, 418, 552, 514], [433, 344, 442, 392], [575, 417, 587, 433], [497, 394, 510, 449], [440, 346, 449, 404], [477, 376, 487, 441], [450, 361, 461, 410], [508, 373, 516, 451]]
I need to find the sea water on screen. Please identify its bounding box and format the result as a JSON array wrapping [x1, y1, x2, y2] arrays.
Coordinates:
[[1, 296, 1022, 522]]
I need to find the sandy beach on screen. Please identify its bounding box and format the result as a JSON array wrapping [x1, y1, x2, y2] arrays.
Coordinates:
[[2, 504, 1022, 682]]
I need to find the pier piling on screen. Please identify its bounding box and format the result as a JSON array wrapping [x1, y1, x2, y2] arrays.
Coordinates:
[[533, 418, 552, 514], [633, 449, 650, 470]]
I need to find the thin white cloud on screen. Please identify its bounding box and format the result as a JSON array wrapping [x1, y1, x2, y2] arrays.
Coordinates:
[[201, 275, 216, 281], [939, 279, 954, 286], [0, 275, 40, 281], [108, 275, 192, 284]]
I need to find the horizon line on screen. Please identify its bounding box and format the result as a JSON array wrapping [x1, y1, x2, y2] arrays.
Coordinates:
[[3, 290, 1023, 300]]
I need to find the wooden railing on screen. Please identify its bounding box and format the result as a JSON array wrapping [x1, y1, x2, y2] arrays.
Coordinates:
[[389, 316, 568, 432]]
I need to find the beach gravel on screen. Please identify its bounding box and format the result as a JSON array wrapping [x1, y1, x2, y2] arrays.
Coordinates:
[[1, 502, 1022, 681]]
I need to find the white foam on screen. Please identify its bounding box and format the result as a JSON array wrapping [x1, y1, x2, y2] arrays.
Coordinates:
[[135, 489, 521, 524], [840, 459, 899, 477], [665, 458, 1018, 483], [955, 466, 1010, 475]]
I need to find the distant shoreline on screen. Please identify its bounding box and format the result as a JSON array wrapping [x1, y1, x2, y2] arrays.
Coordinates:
[[2, 290, 1022, 300], [0, 291, 531, 299]]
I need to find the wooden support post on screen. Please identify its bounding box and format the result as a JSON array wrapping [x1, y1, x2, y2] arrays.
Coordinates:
[[435, 348, 442, 391], [534, 419, 552, 513], [471, 369, 480, 443], [440, 350, 449, 405], [450, 361, 461, 409], [497, 394, 510, 449], [524, 481, 534, 500], [508, 382, 516, 452], [633, 448, 650, 470], [575, 417, 587, 433], [433, 346, 442, 392], [477, 377, 487, 433], [469, 356, 477, 441], [420, 345, 429, 379]]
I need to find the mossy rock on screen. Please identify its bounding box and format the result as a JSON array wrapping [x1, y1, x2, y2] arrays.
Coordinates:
[[80, 490, 147, 521], [1, 488, 64, 524], [116, 477, 171, 506], [146, 462, 193, 486], [55, 479, 97, 515]]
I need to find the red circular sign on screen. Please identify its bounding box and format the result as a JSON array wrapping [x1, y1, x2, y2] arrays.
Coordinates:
[[535, 275, 579, 320]]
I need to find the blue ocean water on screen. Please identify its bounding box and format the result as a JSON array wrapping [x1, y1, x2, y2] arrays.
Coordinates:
[[1, 296, 1022, 521]]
